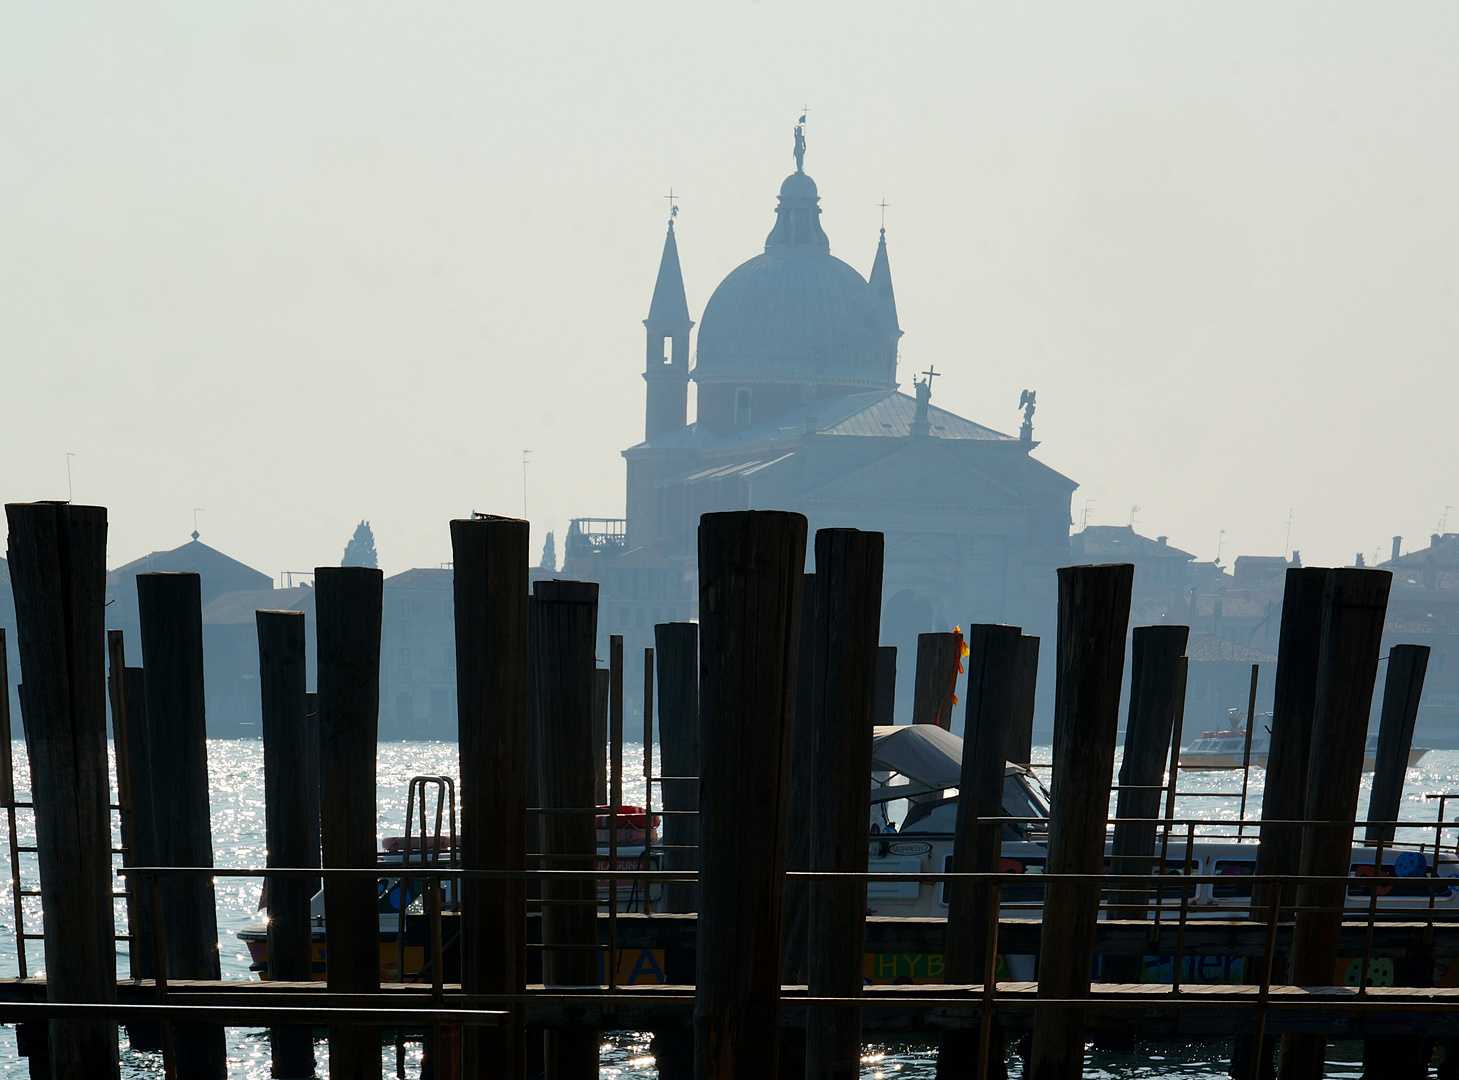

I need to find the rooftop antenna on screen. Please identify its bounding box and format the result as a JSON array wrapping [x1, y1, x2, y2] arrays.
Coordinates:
[[1081, 499, 1094, 531], [1440, 505, 1454, 534], [522, 450, 532, 520], [1284, 508, 1296, 559], [65, 452, 75, 503], [1215, 529, 1226, 565], [192, 508, 205, 542], [1129, 505, 1141, 529]]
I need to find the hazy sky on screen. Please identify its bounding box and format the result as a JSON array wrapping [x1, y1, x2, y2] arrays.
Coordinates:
[[3, 4, 1457, 581]]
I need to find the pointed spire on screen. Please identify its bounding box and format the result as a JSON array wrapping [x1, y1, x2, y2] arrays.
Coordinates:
[[868, 227, 901, 336], [646, 219, 691, 328]]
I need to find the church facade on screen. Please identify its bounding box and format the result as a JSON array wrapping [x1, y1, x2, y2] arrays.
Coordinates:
[[573, 132, 1077, 709]]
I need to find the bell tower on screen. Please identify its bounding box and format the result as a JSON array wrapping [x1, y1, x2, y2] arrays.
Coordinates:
[[643, 215, 693, 441]]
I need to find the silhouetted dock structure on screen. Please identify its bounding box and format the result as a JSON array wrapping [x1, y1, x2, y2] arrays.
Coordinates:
[[3, 500, 1458, 1080]]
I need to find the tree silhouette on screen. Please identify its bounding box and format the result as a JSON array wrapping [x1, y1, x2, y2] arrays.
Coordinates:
[[342, 520, 378, 568], [540, 531, 556, 572]]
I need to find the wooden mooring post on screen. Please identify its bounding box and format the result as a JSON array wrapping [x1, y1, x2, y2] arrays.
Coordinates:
[[1360, 641, 1431, 1080], [136, 570, 224, 1078], [452, 516, 531, 1080], [256, 609, 316, 1079], [1008, 635, 1040, 767], [912, 632, 960, 730], [805, 529, 884, 1080], [1029, 563, 1133, 1080], [315, 566, 384, 1080], [1253, 568, 1328, 916], [1106, 625, 1189, 986], [1234, 566, 1327, 1080], [654, 621, 699, 916], [593, 667, 610, 807], [5, 502, 120, 1078], [873, 646, 897, 728], [782, 573, 817, 1027], [652, 621, 699, 1079], [940, 622, 1024, 1080], [1280, 567, 1392, 1080], [695, 510, 806, 1080], [532, 579, 600, 1080], [1366, 643, 1430, 846]]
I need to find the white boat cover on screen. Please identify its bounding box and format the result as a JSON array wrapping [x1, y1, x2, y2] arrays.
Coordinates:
[[870, 722, 985, 797]]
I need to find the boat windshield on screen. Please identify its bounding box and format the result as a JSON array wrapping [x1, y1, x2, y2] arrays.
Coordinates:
[[1003, 771, 1050, 829]]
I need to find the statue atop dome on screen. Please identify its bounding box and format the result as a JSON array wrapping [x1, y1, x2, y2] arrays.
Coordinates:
[[794, 121, 806, 173]]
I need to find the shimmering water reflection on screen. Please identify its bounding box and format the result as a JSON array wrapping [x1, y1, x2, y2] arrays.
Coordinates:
[[0, 739, 1453, 1076]]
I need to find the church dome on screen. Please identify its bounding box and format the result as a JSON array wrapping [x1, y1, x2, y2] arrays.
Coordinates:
[[692, 158, 899, 391]]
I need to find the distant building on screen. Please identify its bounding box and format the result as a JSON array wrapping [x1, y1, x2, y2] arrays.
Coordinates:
[[1071, 526, 1226, 624], [104, 535, 277, 736], [201, 585, 316, 735], [584, 128, 1079, 716], [1182, 632, 1276, 734], [1380, 533, 1459, 746], [379, 568, 457, 740]]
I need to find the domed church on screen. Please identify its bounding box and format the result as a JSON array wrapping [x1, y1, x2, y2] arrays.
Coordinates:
[[591, 127, 1076, 701]]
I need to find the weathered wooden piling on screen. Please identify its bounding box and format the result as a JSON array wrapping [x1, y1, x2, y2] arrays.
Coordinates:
[[695, 510, 807, 1080], [531, 579, 600, 1080], [873, 646, 897, 728], [5, 502, 120, 1078], [1365, 643, 1430, 846], [256, 609, 316, 1079], [1007, 635, 1040, 766], [1253, 567, 1328, 916], [452, 516, 531, 1080], [136, 570, 225, 1078], [314, 566, 384, 1080], [912, 632, 960, 729], [1029, 563, 1133, 1080], [304, 690, 322, 902], [806, 529, 884, 1080], [652, 622, 699, 1079], [654, 621, 699, 916], [1360, 643, 1433, 1080], [1233, 569, 1330, 1080], [103, 636, 143, 987], [593, 667, 610, 806], [782, 573, 817, 1006], [940, 622, 1024, 1080], [1107, 624, 1190, 985], [1280, 567, 1392, 1080]]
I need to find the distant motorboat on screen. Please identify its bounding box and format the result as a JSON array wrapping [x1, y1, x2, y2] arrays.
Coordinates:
[[1179, 719, 1429, 772]]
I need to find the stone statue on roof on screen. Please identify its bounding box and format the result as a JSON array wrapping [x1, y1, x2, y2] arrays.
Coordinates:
[[794, 123, 806, 173]]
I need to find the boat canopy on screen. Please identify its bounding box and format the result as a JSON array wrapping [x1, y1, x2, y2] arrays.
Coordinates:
[[870, 724, 1026, 803]]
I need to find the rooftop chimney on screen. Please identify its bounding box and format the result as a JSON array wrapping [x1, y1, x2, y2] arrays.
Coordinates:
[[1433, 534, 1443, 548], [1392, 536, 1403, 562], [1355, 553, 1365, 567], [1291, 550, 1301, 567], [1157, 536, 1168, 546]]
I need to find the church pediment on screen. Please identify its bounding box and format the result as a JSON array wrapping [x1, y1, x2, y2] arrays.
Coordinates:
[[798, 442, 1033, 510]]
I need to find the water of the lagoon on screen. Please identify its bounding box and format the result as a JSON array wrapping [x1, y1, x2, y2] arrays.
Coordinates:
[[0, 739, 1453, 1078]]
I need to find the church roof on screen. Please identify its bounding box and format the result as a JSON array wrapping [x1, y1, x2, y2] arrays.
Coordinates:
[[645, 220, 691, 327], [108, 538, 272, 592], [628, 389, 1016, 452], [385, 568, 453, 591]]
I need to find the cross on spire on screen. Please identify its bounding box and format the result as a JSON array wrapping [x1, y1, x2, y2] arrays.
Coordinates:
[[921, 365, 939, 385], [664, 188, 679, 222], [878, 198, 890, 230]]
